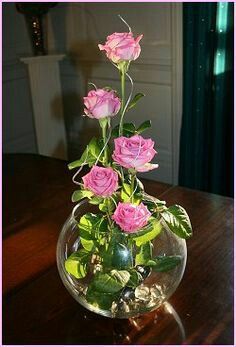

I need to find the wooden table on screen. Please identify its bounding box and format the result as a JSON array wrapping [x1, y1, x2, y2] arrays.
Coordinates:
[[3, 154, 234, 345]]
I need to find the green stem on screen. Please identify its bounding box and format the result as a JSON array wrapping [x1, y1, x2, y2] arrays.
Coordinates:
[[106, 198, 113, 228], [130, 173, 135, 204], [119, 68, 126, 136], [106, 211, 112, 228], [100, 119, 108, 165], [127, 235, 134, 267], [118, 67, 126, 183]]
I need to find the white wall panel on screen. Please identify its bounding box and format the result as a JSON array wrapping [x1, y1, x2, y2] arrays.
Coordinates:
[[3, 3, 37, 154]]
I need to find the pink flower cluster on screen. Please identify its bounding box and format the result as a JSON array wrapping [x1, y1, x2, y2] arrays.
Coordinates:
[[79, 29, 157, 234], [82, 165, 152, 233], [83, 32, 143, 120]]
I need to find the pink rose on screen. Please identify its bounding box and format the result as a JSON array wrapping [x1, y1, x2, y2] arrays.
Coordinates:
[[98, 32, 143, 63], [112, 202, 151, 233], [112, 135, 158, 172], [82, 166, 118, 197], [84, 88, 121, 119]]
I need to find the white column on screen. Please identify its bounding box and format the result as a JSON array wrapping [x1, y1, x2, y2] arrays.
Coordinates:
[[21, 54, 68, 160]]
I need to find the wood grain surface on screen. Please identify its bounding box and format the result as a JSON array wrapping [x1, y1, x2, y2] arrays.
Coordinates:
[[2, 154, 234, 345]]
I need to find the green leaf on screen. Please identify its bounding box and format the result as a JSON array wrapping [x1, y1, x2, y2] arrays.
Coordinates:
[[80, 238, 94, 252], [142, 195, 166, 212], [127, 93, 145, 111], [72, 189, 93, 202], [121, 182, 142, 204], [123, 122, 136, 133], [86, 285, 118, 310], [121, 183, 131, 202], [147, 255, 182, 272], [78, 213, 96, 236], [111, 125, 119, 138], [67, 147, 89, 170], [136, 120, 152, 134], [127, 269, 143, 288], [78, 213, 107, 250], [92, 270, 130, 294], [125, 175, 144, 193], [79, 213, 104, 234], [65, 249, 90, 279], [132, 219, 162, 246], [161, 205, 193, 239], [68, 137, 102, 170], [99, 198, 116, 212], [112, 123, 136, 138], [111, 243, 133, 270], [136, 177, 144, 191], [89, 137, 102, 158], [89, 196, 104, 205], [96, 218, 108, 233], [101, 230, 129, 268], [135, 241, 153, 266]]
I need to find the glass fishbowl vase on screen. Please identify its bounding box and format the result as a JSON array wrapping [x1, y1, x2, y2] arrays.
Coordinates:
[[57, 197, 187, 319]]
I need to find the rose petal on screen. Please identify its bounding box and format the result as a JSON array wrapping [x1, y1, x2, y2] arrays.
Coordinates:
[[136, 163, 159, 172]]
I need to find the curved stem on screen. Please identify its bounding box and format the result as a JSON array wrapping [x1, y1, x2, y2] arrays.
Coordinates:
[[95, 127, 111, 166], [102, 122, 108, 165], [119, 70, 134, 137], [98, 118, 111, 166], [72, 147, 89, 185], [119, 69, 126, 136], [118, 14, 132, 33]]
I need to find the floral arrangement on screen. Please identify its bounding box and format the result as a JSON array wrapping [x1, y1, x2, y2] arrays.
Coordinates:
[[65, 18, 192, 312]]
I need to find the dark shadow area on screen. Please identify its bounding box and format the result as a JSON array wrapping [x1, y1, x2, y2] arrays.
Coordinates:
[[179, 3, 234, 197], [64, 301, 186, 345], [48, 4, 103, 161]]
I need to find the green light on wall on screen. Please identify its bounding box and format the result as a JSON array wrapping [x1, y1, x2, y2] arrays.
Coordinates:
[[214, 2, 228, 75], [216, 2, 228, 33], [214, 49, 226, 75]]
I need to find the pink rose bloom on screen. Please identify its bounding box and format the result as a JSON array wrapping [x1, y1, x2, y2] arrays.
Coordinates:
[[82, 166, 118, 197], [98, 32, 143, 63], [84, 88, 121, 119], [112, 134, 158, 172], [112, 202, 151, 233]]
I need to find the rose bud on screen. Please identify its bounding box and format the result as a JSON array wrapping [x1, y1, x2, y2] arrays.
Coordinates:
[[84, 88, 121, 119], [98, 32, 143, 64]]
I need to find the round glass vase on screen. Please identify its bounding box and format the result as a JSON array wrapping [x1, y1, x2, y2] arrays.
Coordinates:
[[57, 197, 187, 319]]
